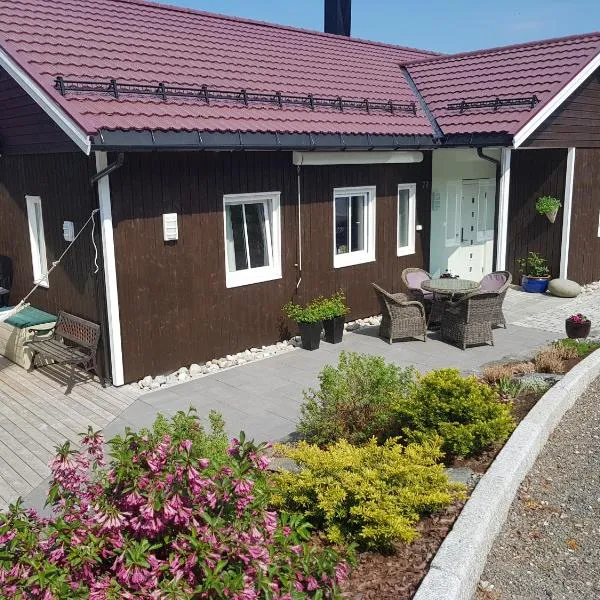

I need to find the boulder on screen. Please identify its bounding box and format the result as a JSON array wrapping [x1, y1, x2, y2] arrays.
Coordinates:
[[547, 278, 582, 298]]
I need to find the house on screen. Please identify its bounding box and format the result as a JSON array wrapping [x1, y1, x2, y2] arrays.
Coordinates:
[[0, 0, 599, 385]]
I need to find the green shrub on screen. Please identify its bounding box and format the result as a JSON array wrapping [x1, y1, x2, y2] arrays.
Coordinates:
[[395, 369, 515, 458], [282, 300, 322, 324], [312, 291, 350, 320], [298, 352, 417, 446], [554, 337, 600, 358], [519, 374, 551, 394], [273, 437, 463, 550], [535, 195, 561, 216]]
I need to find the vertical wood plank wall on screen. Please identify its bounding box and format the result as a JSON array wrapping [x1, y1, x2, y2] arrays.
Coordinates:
[[110, 151, 432, 382], [568, 148, 600, 283], [0, 153, 101, 322], [506, 149, 567, 279]]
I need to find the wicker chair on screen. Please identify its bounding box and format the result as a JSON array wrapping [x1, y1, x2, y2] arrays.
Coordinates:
[[479, 271, 512, 328], [401, 268, 433, 315], [372, 283, 427, 343], [440, 291, 499, 350]]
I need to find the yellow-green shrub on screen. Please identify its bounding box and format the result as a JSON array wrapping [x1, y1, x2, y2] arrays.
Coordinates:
[[272, 438, 464, 550], [395, 369, 515, 458]]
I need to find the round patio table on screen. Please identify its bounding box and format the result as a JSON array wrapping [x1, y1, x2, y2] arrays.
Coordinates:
[[421, 278, 480, 327]]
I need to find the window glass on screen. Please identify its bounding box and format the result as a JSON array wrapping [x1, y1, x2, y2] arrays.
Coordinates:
[[398, 188, 410, 249], [244, 202, 269, 268], [25, 196, 48, 286], [335, 195, 350, 254], [350, 195, 365, 252], [226, 204, 248, 272]]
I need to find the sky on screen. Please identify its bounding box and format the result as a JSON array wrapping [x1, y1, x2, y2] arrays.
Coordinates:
[[155, 0, 600, 53]]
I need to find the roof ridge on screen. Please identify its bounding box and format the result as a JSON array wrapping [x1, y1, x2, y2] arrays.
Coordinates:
[[402, 30, 600, 66], [106, 0, 440, 57]]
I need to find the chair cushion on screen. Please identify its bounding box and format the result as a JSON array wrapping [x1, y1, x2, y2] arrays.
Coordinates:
[[406, 270, 429, 289], [547, 278, 582, 298], [480, 272, 508, 292]]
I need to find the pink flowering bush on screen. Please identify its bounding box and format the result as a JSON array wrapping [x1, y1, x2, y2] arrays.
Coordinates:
[[566, 313, 589, 324], [0, 411, 351, 599]]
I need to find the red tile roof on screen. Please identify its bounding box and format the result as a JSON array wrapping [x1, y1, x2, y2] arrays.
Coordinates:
[[407, 32, 600, 135], [0, 0, 599, 143], [0, 0, 437, 137]]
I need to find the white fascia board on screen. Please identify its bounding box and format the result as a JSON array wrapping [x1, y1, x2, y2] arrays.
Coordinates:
[[293, 150, 423, 166], [513, 51, 600, 149], [560, 148, 576, 279], [0, 46, 91, 154], [95, 152, 125, 385]]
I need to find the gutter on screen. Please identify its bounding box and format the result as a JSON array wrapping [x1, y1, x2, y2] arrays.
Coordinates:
[[476, 148, 502, 270]]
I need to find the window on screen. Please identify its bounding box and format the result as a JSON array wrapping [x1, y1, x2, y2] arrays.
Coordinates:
[[476, 179, 496, 242], [397, 183, 416, 256], [445, 181, 461, 247], [223, 192, 281, 288], [25, 195, 49, 287], [333, 186, 376, 268]]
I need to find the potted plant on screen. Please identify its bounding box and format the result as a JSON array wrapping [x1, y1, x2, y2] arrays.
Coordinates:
[[314, 291, 350, 344], [535, 195, 562, 223], [283, 301, 322, 350], [565, 313, 591, 339], [516, 251, 551, 293]]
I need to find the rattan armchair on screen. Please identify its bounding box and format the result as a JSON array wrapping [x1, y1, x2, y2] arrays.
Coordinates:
[[440, 291, 499, 349], [479, 270, 512, 328], [401, 267, 433, 316], [372, 283, 427, 343]]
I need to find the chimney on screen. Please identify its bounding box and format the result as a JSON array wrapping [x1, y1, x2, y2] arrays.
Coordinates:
[[324, 0, 351, 36]]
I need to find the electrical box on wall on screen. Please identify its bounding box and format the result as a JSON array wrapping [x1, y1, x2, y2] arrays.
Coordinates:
[[63, 221, 75, 242], [163, 213, 179, 241]]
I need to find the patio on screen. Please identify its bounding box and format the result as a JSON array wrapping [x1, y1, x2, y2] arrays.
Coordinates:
[[0, 287, 589, 511]]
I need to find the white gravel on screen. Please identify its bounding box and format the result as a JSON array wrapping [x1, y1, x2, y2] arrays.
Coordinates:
[[478, 375, 600, 600]]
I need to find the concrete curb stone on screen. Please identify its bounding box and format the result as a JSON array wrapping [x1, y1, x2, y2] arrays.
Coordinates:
[[413, 348, 600, 600]]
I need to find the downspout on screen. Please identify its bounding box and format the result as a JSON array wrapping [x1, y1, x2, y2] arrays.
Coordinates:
[[295, 164, 303, 290], [90, 152, 125, 386], [476, 148, 501, 270]]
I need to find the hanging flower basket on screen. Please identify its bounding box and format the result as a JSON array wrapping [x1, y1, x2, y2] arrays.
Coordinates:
[[535, 196, 561, 224]]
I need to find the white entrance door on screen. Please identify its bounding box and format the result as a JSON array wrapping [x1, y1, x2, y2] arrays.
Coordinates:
[[447, 178, 496, 279]]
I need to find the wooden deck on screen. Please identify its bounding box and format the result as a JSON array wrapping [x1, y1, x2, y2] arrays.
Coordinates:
[[0, 356, 137, 510]]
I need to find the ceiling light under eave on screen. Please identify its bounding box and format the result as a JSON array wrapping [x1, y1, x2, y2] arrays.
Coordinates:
[[292, 151, 424, 166]]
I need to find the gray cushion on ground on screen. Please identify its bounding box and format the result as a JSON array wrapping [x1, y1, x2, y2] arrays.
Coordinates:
[[548, 278, 581, 298]]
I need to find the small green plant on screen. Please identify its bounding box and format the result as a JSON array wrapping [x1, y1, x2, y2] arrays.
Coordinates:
[[495, 376, 524, 401], [273, 437, 464, 550], [554, 337, 600, 358], [519, 374, 552, 395], [282, 300, 323, 324], [298, 352, 417, 446], [312, 291, 350, 320], [535, 195, 561, 216], [516, 251, 550, 277], [394, 369, 515, 458]]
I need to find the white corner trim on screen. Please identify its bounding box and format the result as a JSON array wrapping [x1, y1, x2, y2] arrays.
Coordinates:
[[95, 152, 124, 386], [495, 148, 511, 270], [559, 148, 576, 279], [0, 46, 91, 154], [513, 51, 600, 148]]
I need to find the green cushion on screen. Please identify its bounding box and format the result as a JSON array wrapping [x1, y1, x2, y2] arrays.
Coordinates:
[[0, 306, 57, 329]]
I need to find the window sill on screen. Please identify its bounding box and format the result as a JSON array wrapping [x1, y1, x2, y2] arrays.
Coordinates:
[[397, 247, 416, 257], [333, 252, 376, 269], [225, 268, 282, 289]]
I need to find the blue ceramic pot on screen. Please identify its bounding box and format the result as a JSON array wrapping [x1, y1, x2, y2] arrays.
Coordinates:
[[521, 276, 550, 293]]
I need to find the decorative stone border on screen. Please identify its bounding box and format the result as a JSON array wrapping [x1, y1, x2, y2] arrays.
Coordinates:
[[413, 348, 600, 600]]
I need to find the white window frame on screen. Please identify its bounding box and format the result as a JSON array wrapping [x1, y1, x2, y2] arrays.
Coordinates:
[[223, 191, 282, 288], [475, 178, 496, 243], [397, 183, 416, 256], [25, 195, 49, 288], [332, 186, 376, 269], [445, 181, 462, 248]]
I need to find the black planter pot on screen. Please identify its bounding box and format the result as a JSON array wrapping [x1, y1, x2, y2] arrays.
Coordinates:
[[298, 321, 323, 350], [565, 319, 591, 339], [323, 316, 345, 344]]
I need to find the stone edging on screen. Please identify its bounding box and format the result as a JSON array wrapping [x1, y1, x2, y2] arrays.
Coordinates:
[[413, 349, 600, 600]]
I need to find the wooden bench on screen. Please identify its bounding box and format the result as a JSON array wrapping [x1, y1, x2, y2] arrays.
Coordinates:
[[26, 311, 101, 376]]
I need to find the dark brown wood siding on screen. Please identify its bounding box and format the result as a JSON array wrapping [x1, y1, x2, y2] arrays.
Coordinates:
[[0, 66, 76, 154], [0, 153, 102, 326], [506, 149, 567, 279], [523, 67, 600, 148], [568, 148, 600, 283], [110, 151, 432, 382]]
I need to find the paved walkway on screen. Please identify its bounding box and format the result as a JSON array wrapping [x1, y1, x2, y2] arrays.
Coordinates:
[[477, 375, 600, 600], [9, 287, 588, 510]]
